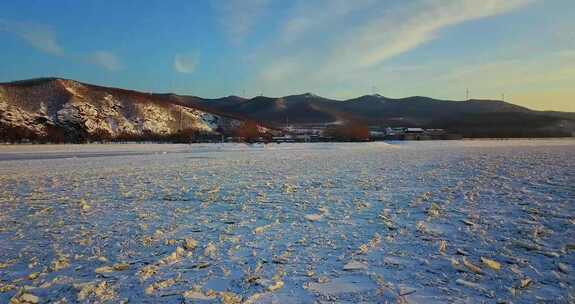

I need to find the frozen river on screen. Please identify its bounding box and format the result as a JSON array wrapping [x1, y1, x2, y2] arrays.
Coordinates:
[[1, 140, 574, 303]]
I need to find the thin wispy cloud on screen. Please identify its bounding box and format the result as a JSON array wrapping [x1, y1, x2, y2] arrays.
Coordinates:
[[214, 0, 270, 44], [174, 53, 199, 74], [0, 19, 64, 55], [0, 19, 123, 72], [349, 0, 534, 68], [280, 0, 376, 44], [87, 51, 122, 71], [256, 0, 534, 90]]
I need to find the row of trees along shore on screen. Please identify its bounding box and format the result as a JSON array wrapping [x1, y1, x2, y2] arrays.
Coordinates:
[[0, 120, 372, 143], [231, 120, 371, 143]]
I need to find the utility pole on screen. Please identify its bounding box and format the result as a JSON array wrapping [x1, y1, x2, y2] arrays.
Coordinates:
[[466, 88, 470, 100], [179, 106, 183, 131], [502, 93, 505, 101]]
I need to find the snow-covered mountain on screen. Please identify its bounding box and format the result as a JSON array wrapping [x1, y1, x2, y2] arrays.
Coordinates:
[[0, 78, 259, 142]]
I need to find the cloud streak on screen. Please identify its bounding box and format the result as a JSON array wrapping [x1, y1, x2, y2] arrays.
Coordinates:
[[0, 19, 123, 72], [214, 0, 270, 44], [280, 0, 377, 44], [87, 51, 122, 71], [349, 0, 534, 67], [0, 19, 64, 55], [256, 0, 533, 88], [174, 53, 199, 74]]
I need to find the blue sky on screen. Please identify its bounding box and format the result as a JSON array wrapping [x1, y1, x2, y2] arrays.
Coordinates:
[[1, 0, 574, 111]]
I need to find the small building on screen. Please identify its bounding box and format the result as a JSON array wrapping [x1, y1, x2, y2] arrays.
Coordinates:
[[402, 128, 429, 140], [384, 127, 406, 136], [404, 127, 424, 134]]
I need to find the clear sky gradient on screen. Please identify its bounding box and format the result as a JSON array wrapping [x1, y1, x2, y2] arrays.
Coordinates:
[[1, 0, 574, 111]]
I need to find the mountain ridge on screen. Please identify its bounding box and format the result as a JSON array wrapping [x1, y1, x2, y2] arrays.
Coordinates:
[[1, 77, 574, 141], [0, 77, 266, 142]]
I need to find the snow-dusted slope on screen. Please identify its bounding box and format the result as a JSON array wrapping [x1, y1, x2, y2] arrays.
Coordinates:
[[0, 78, 252, 141]]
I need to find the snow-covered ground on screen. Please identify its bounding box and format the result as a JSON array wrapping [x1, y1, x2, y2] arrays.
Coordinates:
[[0, 140, 574, 303]]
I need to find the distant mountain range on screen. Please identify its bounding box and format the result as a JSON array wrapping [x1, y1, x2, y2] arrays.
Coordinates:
[[1, 77, 574, 142], [186, 93, 575, 138]]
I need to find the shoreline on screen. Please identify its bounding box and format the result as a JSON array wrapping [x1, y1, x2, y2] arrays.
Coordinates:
[[1, 136, 574, 146]]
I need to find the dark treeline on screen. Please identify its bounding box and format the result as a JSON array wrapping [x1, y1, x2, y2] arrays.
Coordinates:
[[2, 114, 572, 144], [233, 120, 273, 143], [433, 112, 573, 139], [0, 123, 224, 144], [0, 122, 68, 143], [322, 121, 370, 141], [454, 129, 573, 138]]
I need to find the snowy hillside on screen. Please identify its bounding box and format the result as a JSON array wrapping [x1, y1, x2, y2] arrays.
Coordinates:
[[0, 78, 255, 142]]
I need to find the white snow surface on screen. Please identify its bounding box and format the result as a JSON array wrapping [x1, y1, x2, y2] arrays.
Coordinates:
[[0, 140, 574, 303]]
